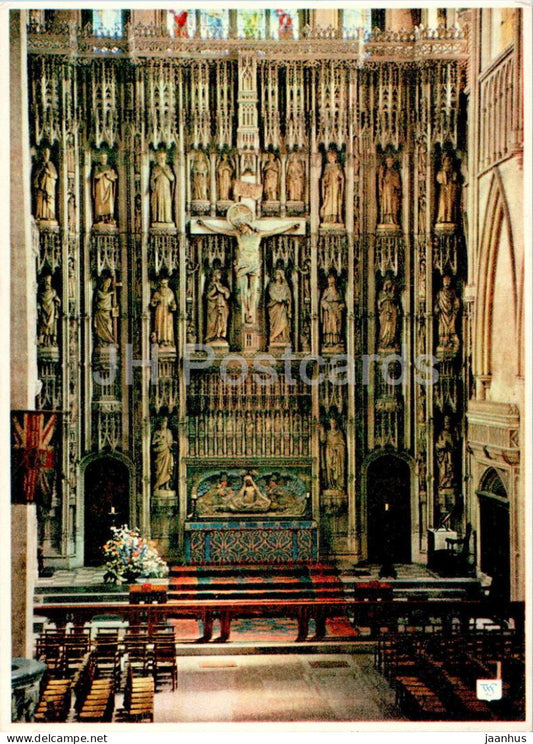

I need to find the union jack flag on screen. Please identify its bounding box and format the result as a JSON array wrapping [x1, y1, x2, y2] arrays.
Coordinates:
[[11, 411, 58, 504]]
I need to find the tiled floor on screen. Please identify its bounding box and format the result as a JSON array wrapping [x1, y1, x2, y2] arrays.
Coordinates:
[[151, 653, 404, 723]]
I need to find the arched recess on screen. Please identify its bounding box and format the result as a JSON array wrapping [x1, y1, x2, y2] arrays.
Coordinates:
[[80, 453, 135, 566], [475, 171, 518, 387], [362, 452, 415, 564], [477, 467, 510, 602]]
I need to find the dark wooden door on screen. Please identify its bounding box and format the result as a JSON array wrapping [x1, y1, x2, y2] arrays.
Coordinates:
[[84, 458, 129, 566], [367, 455, 411, 564]]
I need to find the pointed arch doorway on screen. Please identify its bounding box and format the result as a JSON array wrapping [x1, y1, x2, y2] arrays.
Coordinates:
[[83, 456, 131, 566], [366, 455, 412, 564], [478, 468, 510, 602]]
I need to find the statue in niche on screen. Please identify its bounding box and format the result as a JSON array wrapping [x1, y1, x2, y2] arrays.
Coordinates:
[[267, 268, 292, 346], [92, 151, 118, 225], [321, 417, 346, 492], [152, 416, 174, 492], [320, 273, 345, 350], [151, 277, 177, 347], [436, 154, 460, 225], [377, 279, 400, 351], [378, 154, 402, 227], [150, 150, 175, 225], [191, 151, 209, 201], [418, 258, 427, 304], [227, 473, 271, 513], [320, 151, 345, 225], [33, 147, 58, 222], [205, 268, 230, 344], [217, 153, 233, 201], [37, 274, 61, 347], [262, 152, 280, 201], [197, 205, 298, 328], [434, 275, 460, 355], [435, 415, 457, 490], [93, 275, 118, 347], [286, 152, 305, 202]]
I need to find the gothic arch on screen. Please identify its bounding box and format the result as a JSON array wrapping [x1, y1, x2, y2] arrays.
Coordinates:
[[361, 451, 417, 563], [475, 170, 518, 383]]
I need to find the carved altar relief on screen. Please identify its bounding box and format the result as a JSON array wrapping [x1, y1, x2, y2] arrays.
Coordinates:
[[194, 469, 307, 518]]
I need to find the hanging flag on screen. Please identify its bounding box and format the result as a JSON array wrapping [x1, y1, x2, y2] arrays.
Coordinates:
[[169, 10, 188, 37], [11, 411, 59, 504]]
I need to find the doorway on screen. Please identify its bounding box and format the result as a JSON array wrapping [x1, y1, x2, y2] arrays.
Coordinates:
[[83, 457, 130, 566], [478, 468, 510, 602], [367, 455, 411, 563]]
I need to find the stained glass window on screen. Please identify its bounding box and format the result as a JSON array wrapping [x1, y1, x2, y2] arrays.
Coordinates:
[[237, 10, 266, 39], [270, 10, 299, 40], [167, 10, 196, 38], [199, 10, 229, 39], [92, 10, 124, 38], [342, 9, 372, 39]]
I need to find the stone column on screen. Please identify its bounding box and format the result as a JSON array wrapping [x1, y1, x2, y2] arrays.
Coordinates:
[[12, 505, 38, 658]]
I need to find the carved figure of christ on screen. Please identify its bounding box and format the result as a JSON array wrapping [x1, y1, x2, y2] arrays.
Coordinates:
[[196, 216, 299, 327]]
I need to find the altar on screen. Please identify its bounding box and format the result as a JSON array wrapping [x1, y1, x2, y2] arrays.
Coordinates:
[[184, 520, 318, 564]]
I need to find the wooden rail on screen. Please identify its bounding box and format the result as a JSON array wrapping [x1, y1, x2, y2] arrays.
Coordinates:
[[34, 600, 524, 643]]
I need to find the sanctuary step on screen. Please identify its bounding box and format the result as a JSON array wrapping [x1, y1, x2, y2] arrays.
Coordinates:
[[167, 563, 346, 603]]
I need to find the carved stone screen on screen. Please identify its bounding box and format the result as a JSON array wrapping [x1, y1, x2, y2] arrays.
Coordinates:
[[26, 11, 468, 566]]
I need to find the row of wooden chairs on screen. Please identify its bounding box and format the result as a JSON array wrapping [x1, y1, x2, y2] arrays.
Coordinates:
[[34, 678, 72, 723], [78, 679, 114, 723], [122, 665, 154, 722]]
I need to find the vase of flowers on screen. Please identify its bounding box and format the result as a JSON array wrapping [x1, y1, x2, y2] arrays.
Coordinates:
[[102, 525, 168, 585]]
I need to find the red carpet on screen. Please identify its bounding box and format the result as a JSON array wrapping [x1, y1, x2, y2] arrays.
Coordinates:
[[169, 616, 358, 642]]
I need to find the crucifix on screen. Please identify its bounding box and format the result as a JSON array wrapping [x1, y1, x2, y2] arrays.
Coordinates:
[[193, 203, 304, 350]]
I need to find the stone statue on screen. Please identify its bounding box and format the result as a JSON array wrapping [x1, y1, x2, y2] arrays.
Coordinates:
[[436, 154, 460, 225], [267, 268, 292, 346], [434, 275, 460, 354], [320, 151, 345, 225], [93, 275, 118, 347], [378, 155, 401, 226], [37, 274, 61, 347], [227, 473, 271, 513], [191, 151, 209, 201], [378, 279, 399, 351], [323, 417, 346, 491], [205, 268, 230, 343], [286, 153, 305, 202], [152, 417, 174, 492], [263, 153, 280, 201], [151, 277, 177, 347], [436, 415, 456, 490], [33, 147, 58, 222], [197, 206, 298, 328], [150, 150, 175, 225], [217, 153, 233, 201], [320, 274, 345, 349], [92, 152, 118, 225]]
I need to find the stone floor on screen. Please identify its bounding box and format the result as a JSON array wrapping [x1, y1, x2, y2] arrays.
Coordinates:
[[150, 652, 404, 723]]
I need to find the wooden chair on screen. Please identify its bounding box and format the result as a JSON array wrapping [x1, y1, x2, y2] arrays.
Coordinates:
[[123, 666, 154, 722], [78, 679, 114, 723], [153, 640, 177, 690]]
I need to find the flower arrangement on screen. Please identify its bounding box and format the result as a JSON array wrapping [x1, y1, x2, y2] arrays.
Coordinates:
[[102, 525, 168, 584]]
